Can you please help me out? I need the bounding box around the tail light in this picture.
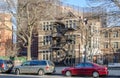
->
[1,64,4,68]
[46,66,49,70]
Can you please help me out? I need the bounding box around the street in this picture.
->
[0,67,120,78]
[0,73,119,78]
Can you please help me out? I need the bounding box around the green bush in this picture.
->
[0,56,27,62]
[0,56,9,60]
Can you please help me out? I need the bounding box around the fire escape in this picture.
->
[51,20,77,66]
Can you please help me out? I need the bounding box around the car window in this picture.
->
[85,63,93,67]
[48,61,54,66]
[30,61,38,66]
[22,61,30,66]
[76,63,85,67]
[0,60,3,64]
[37,61,47,65]
[31,60,47,65]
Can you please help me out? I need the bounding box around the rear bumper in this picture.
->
[45,69,56,74]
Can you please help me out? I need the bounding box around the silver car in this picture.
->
[13,60,55,75]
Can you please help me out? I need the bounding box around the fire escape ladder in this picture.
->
[51,20,76,66]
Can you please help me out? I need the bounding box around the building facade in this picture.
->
[0,13,12,56]
[38,14,102,65]
[100,26,120,63]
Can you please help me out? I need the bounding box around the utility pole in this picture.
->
[83,18,88,63]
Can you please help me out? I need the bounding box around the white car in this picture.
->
[108,63,120,67]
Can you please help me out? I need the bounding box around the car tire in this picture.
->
[92,71,99,78]
[65,71,71,77]
[38,69,44,76]
[15,69,20,75]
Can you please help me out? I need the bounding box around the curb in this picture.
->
[54,73,120,77]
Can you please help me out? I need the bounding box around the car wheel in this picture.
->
[15,69,20,75]
[93,71,99,78]
[65,71,71,77]
[38,69,44,76]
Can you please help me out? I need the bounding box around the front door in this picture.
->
[20,61,31,73]
[75,63,85,75]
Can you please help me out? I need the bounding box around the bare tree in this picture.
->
[86,0,120,26]
[86,0,120,7]
[5,0,61,60]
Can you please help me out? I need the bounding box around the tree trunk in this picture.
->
[27,38,32,60]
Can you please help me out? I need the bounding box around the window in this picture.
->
[43,36,52,45]
[76,63,85,68]
[67,35,76,44]
[30,61,38,66]
[48,61,54,66]
[46,25,49,30]
[113,31,118,38]
[42,22,52,31]
[36,61,47,65]
[43,25,45,31]
[104,42,108,48]
[49,25,53,30]
[65,20,77,29]
[43,54,45,60]
[85,63,93,67]
[22,61,30,66]
[104,31,108,38]
[113,42,118,48]
[42,51,50,60]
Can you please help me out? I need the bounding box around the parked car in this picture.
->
[0,59,14,73]
[13,60,55,75]
[108,63,120,68]
[62,62,108,77]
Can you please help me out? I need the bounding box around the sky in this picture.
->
[62,0,88,7]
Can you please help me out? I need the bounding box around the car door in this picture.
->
[83,63,94,76]
[20,61,31,73]
[29,61,38,73]
[75,63,85,75]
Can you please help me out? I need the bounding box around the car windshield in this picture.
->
[22,61,30,66]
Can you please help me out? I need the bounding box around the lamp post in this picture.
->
[83,18,88,63]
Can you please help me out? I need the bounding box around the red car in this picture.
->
[62,62,108,77]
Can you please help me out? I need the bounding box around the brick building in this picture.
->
[38,13,102,65]
[0,13,12,56]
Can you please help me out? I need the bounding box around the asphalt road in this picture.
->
[0,67,120,78]
[0,74,120,78]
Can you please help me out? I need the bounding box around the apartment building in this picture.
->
[100,26,120,63]
[38,13,102,65]
[17,0,106,65]
[0,13,12,56]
